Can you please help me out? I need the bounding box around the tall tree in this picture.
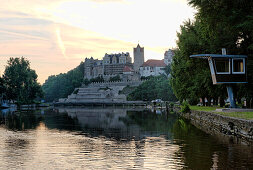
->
[171,20,227,104]
[3,57,43,104]
[187,0,253,106]
[42,62,84,102]
[0,76,5,97]
[128,75,177,101]
[171,0,253,106]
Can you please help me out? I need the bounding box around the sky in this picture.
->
[0,0,195,83]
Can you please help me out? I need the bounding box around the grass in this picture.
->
[215,112,253,120]
[190,105,253,120]
[190,106,219,112]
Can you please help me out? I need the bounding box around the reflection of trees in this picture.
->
[43,110,81,131]
[0,110,41,130]
[172,118,253,169]
[126,110,177,136]
[172,118,216,169]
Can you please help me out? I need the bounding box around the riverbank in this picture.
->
[174,107,253,145]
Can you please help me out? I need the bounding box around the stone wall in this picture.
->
[86,80,145,88]
[175,108,253,144]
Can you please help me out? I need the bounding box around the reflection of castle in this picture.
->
[83,44,174,80]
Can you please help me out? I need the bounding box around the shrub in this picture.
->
[169,102,174,108]
[181,100,190,113]
[73,89,79,94]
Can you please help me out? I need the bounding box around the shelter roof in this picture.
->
[190,54,247,59]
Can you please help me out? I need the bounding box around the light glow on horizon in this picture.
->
[0,0,195,83]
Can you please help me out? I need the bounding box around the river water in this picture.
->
[0,107,252,169]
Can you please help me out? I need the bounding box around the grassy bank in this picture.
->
[190,106,253,120]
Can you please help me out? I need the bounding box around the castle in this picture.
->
[83,44,174,81]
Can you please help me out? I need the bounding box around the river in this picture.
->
[0,107,252,169]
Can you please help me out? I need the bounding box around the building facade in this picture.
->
[164,49,174,65]
[139,59,166,77]
[84,53,133,80]
[84,57,104,80]
[103,53,132,76]
[133,44,144,72]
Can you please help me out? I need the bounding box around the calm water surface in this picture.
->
[0,107,253,169]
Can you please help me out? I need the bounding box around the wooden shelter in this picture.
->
[190,49,248,108]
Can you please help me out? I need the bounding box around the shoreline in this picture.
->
[174,107,253,145]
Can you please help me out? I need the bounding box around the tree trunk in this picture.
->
[202,97,205,106]
[220,97,225,107]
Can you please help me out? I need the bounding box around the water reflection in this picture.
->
[0,107,253,169]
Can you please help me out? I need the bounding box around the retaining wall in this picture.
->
[175,107,253,144]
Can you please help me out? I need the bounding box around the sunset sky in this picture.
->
[0,0,195,83]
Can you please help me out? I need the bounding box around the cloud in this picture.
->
[0,0,195,83]
[55,27,67,58]
[0,12,135,83]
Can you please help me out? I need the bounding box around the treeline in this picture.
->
[0,57,43,105]
[171,0,253,107]
[127,75,177,102]
[42,62,84,102]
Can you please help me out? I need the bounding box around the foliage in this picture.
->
[171,21,227,105]
[73,89,79,94]
[83,78,90,86]
[42,62,84,102]
[119,85,136,95]
[215,111,253,120]
[0,76,5,96]
[191,106,253,120]
[181,100,190,113]
[109,75,121,82]
[190,106,218,112]
[140,76,154,80]
[164,65,171,75]
[127,75,177,101]
[169,102,174,108]
[171,0,253,107]
[3,57,43,104]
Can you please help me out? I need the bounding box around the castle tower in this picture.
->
[164,49,174,65]
[133,44,144,72]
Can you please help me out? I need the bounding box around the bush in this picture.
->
[169,102,174,108]
[73,89,79,94]
[83,78,90,86]
[109,75,121,82]
[181,100,190,113]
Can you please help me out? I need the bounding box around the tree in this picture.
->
[127,75,177,101]
[42,62,84,102]
[3,57,43,104]
[170,0,253,106]
[0,76,5,95]
[164,65,171,75]
[109,75,121,82]
[186,0,253,107]
[171,20,227,105]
